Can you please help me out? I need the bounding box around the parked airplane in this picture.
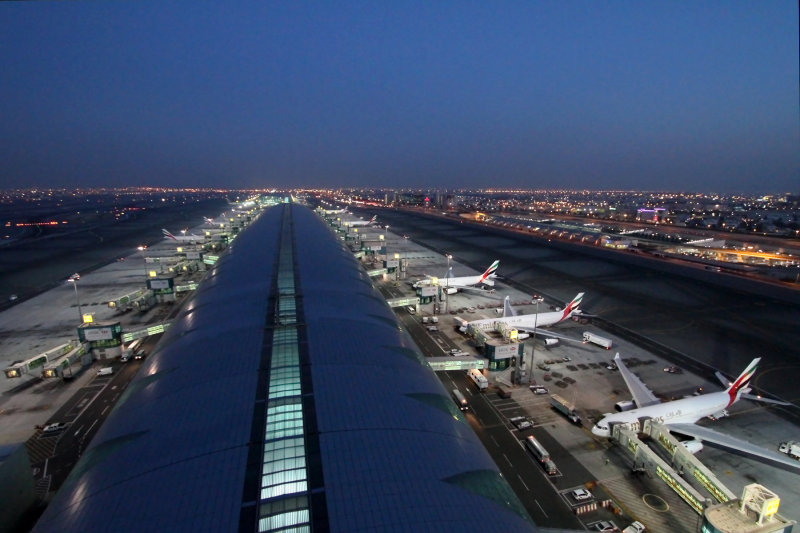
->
[321,207,349,215]
[345,215,377,227]
[162,229,202,242]
[459,293,584,336]
[414,260,500,291]
[592,354,799,472]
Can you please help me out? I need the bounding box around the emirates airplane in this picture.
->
[321,206,348,215]
[462,292,584,333]
[345,215,377,227]
[162,228,202,242]
[414,260,500,291]
[592,353,799,472]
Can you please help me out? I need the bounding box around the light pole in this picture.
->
[443,254,452,314]
[528,296,543,384]
[138,245,147,277]
[67,273,83,323]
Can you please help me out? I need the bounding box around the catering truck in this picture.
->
[550,394,581,424]
[583,331,612,349]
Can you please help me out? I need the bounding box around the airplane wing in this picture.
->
[614,352,661,408]
[669,423,800,474]
[739,393,792,406]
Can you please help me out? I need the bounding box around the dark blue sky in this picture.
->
[2,1,797,193]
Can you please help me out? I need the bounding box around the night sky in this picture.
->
[2,1,797,193]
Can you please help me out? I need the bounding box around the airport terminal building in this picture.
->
[33,203,537,532]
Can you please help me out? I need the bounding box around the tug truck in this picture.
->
[779,441,800,460]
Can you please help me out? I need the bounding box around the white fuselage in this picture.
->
[440,274,493,288]
[591,391,732,437]
[414,274,493,289]
[165,233,202,242]
[467,308,570,332]
[346,218,375,227]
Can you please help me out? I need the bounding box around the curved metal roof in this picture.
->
[34,203,536,533]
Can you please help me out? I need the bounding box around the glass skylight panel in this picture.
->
[270,344,298,364]
[258,510,310,532]
[258,212,311,532]
[265,422,303,441]
[261,481,308,500]
[259,495,307,517]
[262,467,306,488]
[263,437,304,460]
[268,412,302,425]
[270,353,299,368]
[267,402,302,417]
[263,457,306,472]
[272,328,297,344]
[270,367,300,381]
[268,389,299,401]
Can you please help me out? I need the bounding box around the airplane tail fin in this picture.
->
[162,229,177,240]
[479,260,500,282]
[725,358,760,406]
[559,292,584,322]
[369,215,377,223]
[503,296,517,317]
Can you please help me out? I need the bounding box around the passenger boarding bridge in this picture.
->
[4,342,85,379]
[612,421,794,528]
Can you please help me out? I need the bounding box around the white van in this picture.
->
[406,306,416,314]
[97,367,113,376]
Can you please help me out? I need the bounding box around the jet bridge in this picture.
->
[175,281,199,292]
[41,343,90,379]
[385,296,420,309]
[4,342,79,379]
[644,420,736,504]
[121,322,171,344]
[427,357,485,372]
[613,425,711,514]
[108,288,146,312]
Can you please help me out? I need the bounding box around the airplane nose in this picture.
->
[591,425,607,437]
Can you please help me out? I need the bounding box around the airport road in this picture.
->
[34,357,143,493]
[439,371,588,529]
[356,207,800,407]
